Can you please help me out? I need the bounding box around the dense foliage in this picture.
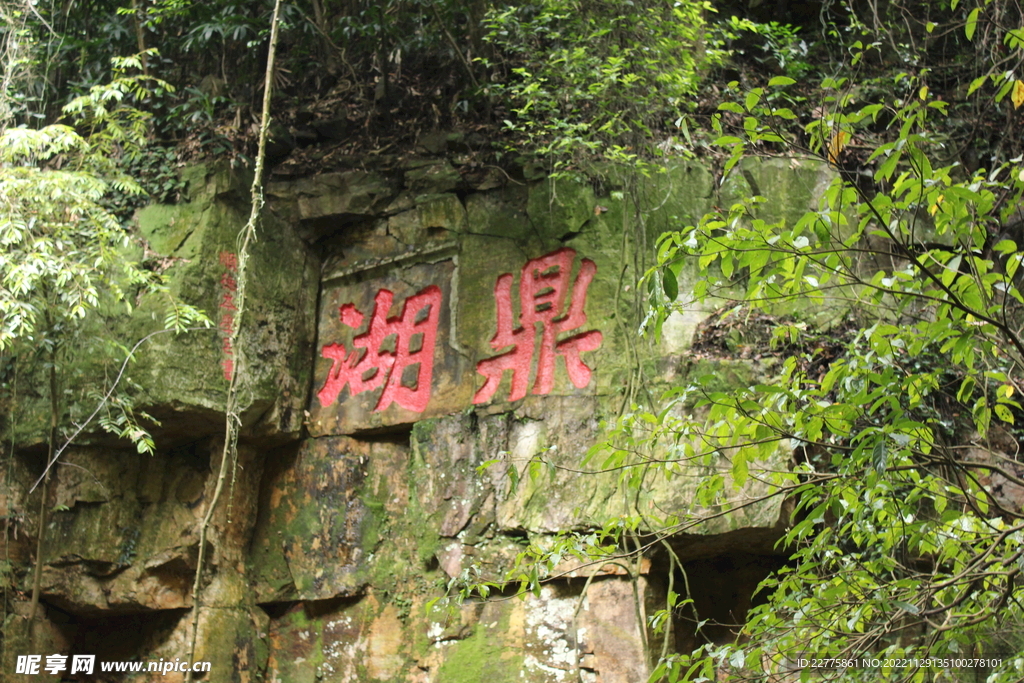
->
[2,0,721,166]
[482,0,714,171]
[648,75,1024,680]
[1,57,164,348]
[0,51,206,443]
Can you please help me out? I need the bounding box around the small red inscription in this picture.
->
[317,286,443,413]
[218,251,238,381]
[473,247,603,404]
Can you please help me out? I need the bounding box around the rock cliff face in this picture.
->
[0,153,833,682]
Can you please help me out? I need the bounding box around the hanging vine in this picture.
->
[183,0,283,675]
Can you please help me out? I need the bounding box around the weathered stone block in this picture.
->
[35,441,263,615]
[309,257,469,435]
[718,156,833,228]
[455,236,616,408]
[405,161,462,194]
[1,612,71,683]
[132,163,319,441]
[464,185,531,239]
[260,579,651,683]
[289,171,398,220]
[250,438,382,602]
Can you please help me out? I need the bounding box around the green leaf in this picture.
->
[965,7,981,40]
[967,75,988,95]
[678,116,693,145]
[894,601,920,614]
[973,397,991,437]
[994,239,1017,254]
[721,251,735,278]
[1005,28,1024,49]
[732,453,749,487]
[476,458,503,474]
[957,376,976,403]
[768,76,796,87]
[997,77,1014,103]
[724,148,744,173]
[744,90,762,112]
[663,267,678,301]
[872,439,888,474]
[941,255,962,287]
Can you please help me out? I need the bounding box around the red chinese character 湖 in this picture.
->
[473,247,602,404]
[318,286,443,413]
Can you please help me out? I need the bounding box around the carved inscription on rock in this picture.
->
[310,248,604,433]
[317,285,443,413]
[474,247,603,403]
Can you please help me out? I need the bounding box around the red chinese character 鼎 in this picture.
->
[473,248,602,404]
[219,251,238,270]
[317,286,443,413]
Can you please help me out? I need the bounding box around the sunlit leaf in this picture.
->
[965,7,981,40]
[826,129,849,165]
[1012,80,1024,109]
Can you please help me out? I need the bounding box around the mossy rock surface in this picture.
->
[3,156,851,681]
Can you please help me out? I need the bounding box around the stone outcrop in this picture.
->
[0,151,837,682]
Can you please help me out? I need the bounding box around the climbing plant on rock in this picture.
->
[183,0,283,676]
